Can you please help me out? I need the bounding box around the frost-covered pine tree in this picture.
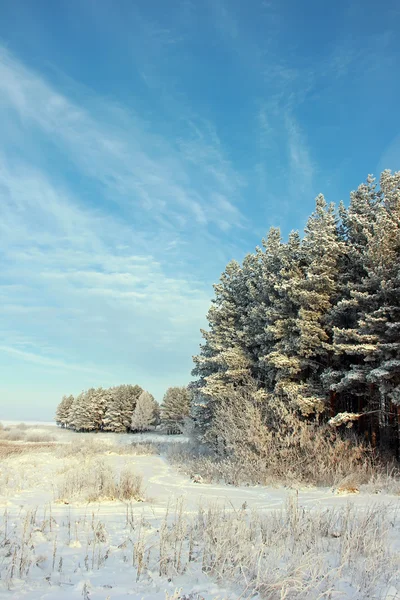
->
[261,198,342,417]
[161,386,191,433]
[191,260,253,434]
[290,195,343,415]
[66,393,84,430]
[131,391,159,431]
[261,230,304,409]
[103,384,143,432]
[88,387,108,431]
[345,171,400,450]
[55,394,74,427]
[242,228,285,390]
[70,389,97,431]
[328,175,382,414]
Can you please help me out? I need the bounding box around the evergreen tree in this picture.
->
[55,394,74,427]
[103,384,143,432]
[261,230,305,412]
[340,171,400,449]
[66,393,84,430]
[131,391,159,431]
[328,175,382,416]
[161,386,191,433]
[191,260,253,433]
[290,196,343,415]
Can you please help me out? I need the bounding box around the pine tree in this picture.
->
[66,393,84,430]
[68,389,96,431]
[161,386,191,433]
[191,260,253,433]
[55,394,74,427]
[89,387,108,431]
[261,230,305,412]
[131,391,159,431]
[242,228,286,390]
[290,196,343,415]
[347,171,400,450]
[328,175,382,416]
[103,384,143,432]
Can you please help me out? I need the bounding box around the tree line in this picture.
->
[191,170,400,458]
[55,385,191,434]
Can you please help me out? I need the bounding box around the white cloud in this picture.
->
[0,151,211,381]
[0,345,104,374]
[0,46,244,232]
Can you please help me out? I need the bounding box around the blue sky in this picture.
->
[0,0,399,420]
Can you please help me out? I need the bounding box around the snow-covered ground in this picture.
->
[0,423,399,599]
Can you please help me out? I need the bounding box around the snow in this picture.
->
[0,420,56,427]
[0,425,399,599]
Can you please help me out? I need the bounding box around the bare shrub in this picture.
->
[128,441,159,455]
[15,422,29,430]
[0,422,4,430]
[3,430,26,442]
[360,467,400,495]
[171,387,394,489]
[118,468,144,500]
[56,459,144,503]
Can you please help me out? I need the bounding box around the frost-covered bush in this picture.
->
[172,385,378,488]
[56,459,144,503]
[4,430,27,441]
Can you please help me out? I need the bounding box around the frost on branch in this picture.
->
[328,412,361,428]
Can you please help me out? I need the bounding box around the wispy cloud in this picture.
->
[0,345,104,374]
[0,44,249,392]
[284,114,314,196]
[0,46,244,233]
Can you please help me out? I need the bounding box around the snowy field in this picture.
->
[0,422,399,599]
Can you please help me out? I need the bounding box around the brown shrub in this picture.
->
[171,386,391,489]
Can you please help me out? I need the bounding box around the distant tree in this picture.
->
[89,387,108,431]
[131,391,159,432]
[66,393,83,430]
[55,394,74,427]
[75,388,98,431]
[103,384,143,432]
[161,387,191,433]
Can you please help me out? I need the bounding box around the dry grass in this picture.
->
[0,441,59,459]
[129,441,159,455]
[25,432,56,443]
[55,437,159,459]
[56,458,144,503]
[55,438,115,458]
[0,498,398,598]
